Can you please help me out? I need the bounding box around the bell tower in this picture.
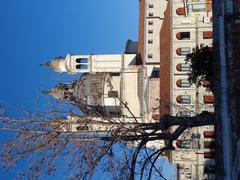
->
[43,53,137,74]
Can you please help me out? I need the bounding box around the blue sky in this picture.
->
[0,0,138,178]
[0,0,175,179]
[0,0,138,113]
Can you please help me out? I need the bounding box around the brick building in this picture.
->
[160,1,215,179]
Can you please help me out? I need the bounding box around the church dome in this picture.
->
[46,73,108,116]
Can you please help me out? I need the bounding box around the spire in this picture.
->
[40,62,51,67]
[42,90,51,94]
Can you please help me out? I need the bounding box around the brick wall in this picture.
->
[160,1,171,117]
[138,0,145,60]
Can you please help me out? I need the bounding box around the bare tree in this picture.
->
[0,101,214,180]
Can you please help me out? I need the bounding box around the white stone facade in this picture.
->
[144,0,167,64]
[168,1,215,179]
[48,53,137,74]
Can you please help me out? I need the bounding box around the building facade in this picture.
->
[44,49,161,124]
[160,0,215,179]
[43,0,220,179]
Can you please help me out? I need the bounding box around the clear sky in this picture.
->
[0,0,175,179]
[0,0,138,113]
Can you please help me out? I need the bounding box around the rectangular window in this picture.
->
[148,21,153,25]
[188,0,202,2]
[148,54,153,58]
[181,47,191,55]
[181,64,191,71]
[148,39,153,44]
[188,4,206,12]
[149,4,154,8]
[203,31,213,39]
[108,91,118,98]
[148,13,153,17]
[148,30,153,34]
[178,32,190,40]
[110,72,120,76]
[181,95,191,104]
[181,79,191,87]
[151,68,160,78]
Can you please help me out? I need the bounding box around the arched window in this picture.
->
[76,64,88,69]
[176,32,190,40]
[176,79,191,87]
[176,63,191,72]
[176,47,190,56]
[176,95,191,104]
[152,114,160,121]
[176,140,191,149]
[76,58,88,63]
[176,7,185,15]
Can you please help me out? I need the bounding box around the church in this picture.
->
[42,0,216,179]
[43,40,160,124]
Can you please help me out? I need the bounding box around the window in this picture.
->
[148,39,153,44]
[149,13,153,17]
[176,95,191,104]
[151,68,160,78]
[188,0,202,2]
[110,72,120,76]
[108,91,118,98]
[204,152,215,159]
[176,47,191,55]
[148,21,153,25]
[203,31,213,39]
[148,54,153,58]
[149,4,154,8]
[176,7,185,15]
[76,64,88,69]
[176,79,191,87]
[176,63,191,72]
[204,131,215,138]
[176,140,191,149]
[109,111,121,117]
[148,30,153,34]
[181,47,191,55]
[176,111,191,117]
[176,32,190,40]
[204,141,215,148]
[76,58,88,63]
[76,126,89,131]
[188,4,206,12]
[203,95,214,104]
